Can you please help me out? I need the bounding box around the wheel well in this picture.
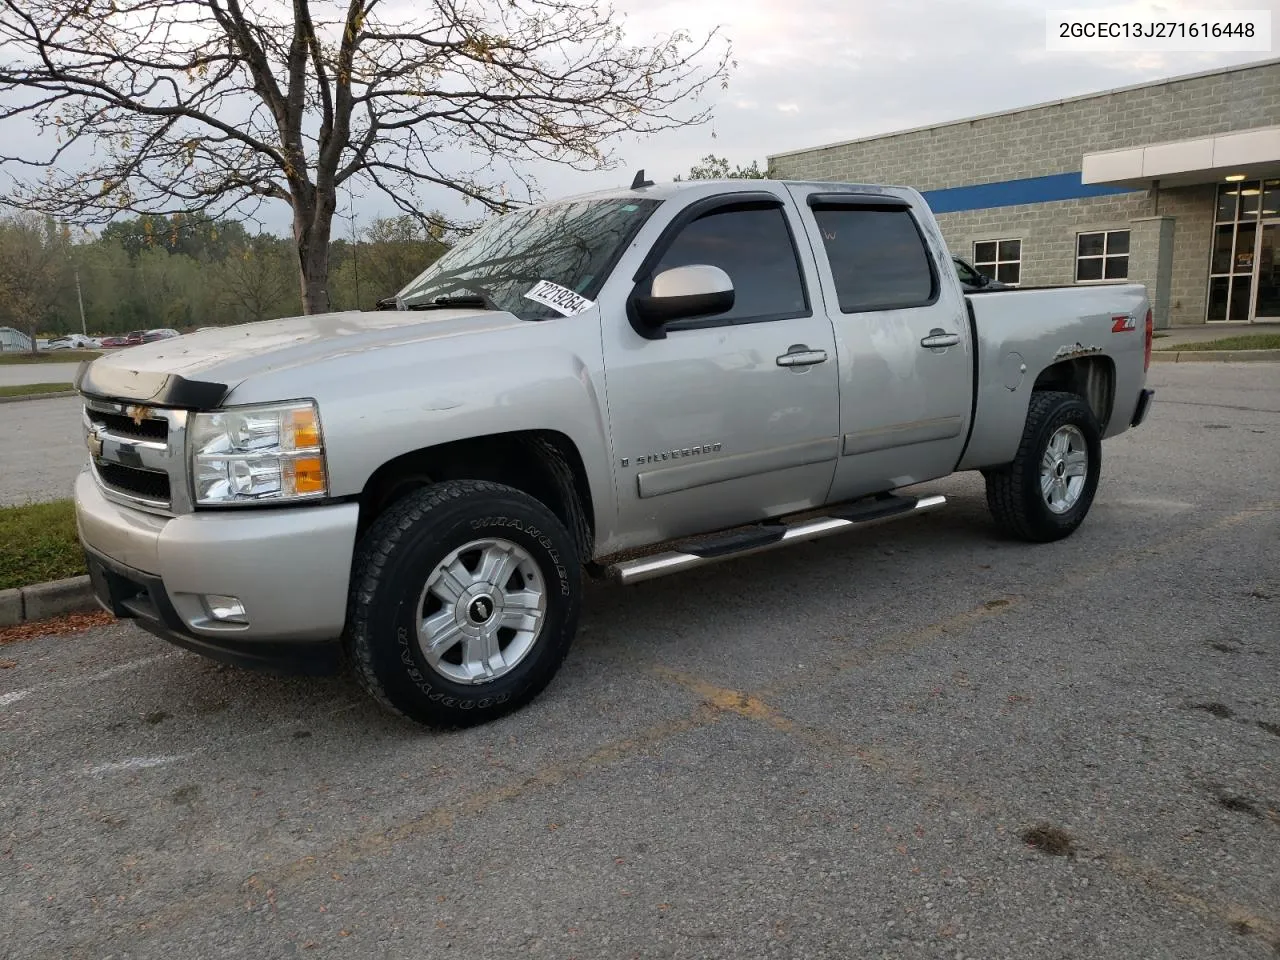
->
[1032,357,1115,431]
[356,431,595,557]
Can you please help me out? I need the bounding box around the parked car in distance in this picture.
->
[143,328,181,342]
[953,255,1010,293]
[47,334,101,350]
[100,336,130,348]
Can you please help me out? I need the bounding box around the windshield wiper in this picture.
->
[405,294,492,311]
[375,293,494,311]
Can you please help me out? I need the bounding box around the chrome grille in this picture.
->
[83,398,191,514]
[86,408,168,442]
[94,461,172,502]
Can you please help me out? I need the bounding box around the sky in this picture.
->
[577,0,1278,188]
[1,0,1276,235]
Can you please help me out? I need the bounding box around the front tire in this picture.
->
[346,480,580,727]
[985,391,1102,543]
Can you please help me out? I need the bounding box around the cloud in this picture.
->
[2,0,1275,232]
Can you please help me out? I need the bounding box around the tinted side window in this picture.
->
[813,207,937,312]
[651,206,808,323]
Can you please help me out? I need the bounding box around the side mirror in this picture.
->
[634,265,734,327]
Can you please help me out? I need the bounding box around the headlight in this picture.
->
[190,401,328,505]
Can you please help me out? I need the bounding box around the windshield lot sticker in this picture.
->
[524,280,595,317]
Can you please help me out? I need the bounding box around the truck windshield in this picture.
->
[396,197,661,320]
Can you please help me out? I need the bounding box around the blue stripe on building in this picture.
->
[921,172,1141,214]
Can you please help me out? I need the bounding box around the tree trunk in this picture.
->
[293,194,335,315]
[300,245,330,315]
[28,322,38,355]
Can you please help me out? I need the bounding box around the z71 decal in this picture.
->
[1112,315,1138,332]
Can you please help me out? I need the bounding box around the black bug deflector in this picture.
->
[75,359,229,410]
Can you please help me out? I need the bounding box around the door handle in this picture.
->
[920,329,961,349]
[776,346,828,367]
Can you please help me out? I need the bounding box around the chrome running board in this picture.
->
[607,494,947,585]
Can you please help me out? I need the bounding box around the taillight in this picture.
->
[1143,308,1153,372]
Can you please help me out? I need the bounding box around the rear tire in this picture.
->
[985,391,1102,543]
[345,479,580,728]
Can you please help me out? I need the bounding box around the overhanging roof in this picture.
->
[1082,126,1280,188]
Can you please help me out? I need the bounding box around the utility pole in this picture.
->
[349,195,361,309]
[75,267,87,336]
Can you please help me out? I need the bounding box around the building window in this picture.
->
[1075,230,1129,282]
[973,239,1020,285]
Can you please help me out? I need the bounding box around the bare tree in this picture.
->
[0,0,729,313]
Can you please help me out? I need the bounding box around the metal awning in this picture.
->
[1081,125,1280,188]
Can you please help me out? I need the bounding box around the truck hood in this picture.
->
[76,308,525,407]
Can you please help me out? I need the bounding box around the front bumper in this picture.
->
[75,470,359,674]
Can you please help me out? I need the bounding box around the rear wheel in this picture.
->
[985,391,1102,543]
[346,479,580,727]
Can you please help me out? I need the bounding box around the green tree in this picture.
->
[0,0,729,315]
[675,155,767,181]
[216,235,301,325]
[0,213,69,350]
[76,239,144,335]
[362,216,449,306]
[102,215,252,263]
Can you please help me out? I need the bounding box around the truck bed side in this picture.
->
[958,283,1150,471]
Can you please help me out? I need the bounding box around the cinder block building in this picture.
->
[769,58,1280,328]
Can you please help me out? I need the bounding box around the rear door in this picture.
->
[785,187,974,502]
[600,190,841,549]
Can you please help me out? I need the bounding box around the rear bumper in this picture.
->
[1131,388,1155,428]
[74,470,358,674]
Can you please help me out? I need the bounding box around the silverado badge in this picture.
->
[621,442,723,468]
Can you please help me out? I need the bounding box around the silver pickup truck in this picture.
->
[73,178,1155,727]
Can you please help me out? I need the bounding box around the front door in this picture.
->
[600,193,840,551]
[784,186,974,503]
[1253,222,1280,322]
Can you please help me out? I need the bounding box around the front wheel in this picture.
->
[985,391,1102,543]
[345,479,581,727]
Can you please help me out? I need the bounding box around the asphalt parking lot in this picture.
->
[0,395,84,507]
[1,363,1277,959]
[0,361,84,388]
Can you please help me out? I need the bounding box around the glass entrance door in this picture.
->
[1254,222,1280,322]
[1210,179,1279,323]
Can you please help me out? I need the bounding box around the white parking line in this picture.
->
[83,702,365,777]
[89,754,196,776]
[0,652,181,711]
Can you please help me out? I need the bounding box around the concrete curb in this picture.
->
[1151,349,1280,363]
[0,390,78,404]
[0,576,97,626]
